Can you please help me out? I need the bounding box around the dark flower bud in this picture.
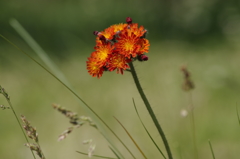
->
[126,17,132,24]
[93,31,99,36]
[138,54,148,61]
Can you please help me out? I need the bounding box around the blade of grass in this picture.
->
[109,146,121,159]
[76,151,117,159]
[0,33,131,159]
[208,140,215,159]
[114,116,146,159]
[132,98,166,159]
[236,104,240,126]
[9,19,70,87]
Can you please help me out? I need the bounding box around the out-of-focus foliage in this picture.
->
[1,0,240,57]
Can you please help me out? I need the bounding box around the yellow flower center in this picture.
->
[98,48,109,60]
[123,40,134,51]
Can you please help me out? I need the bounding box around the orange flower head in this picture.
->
[107,53,130,74]
[86,56,104,78]
[87,17,150,78]
[94,42,113,66]
[115,29,141,58]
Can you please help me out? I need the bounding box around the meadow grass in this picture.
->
[1,39,240,159]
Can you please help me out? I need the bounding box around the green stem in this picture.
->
[129,62,173,159]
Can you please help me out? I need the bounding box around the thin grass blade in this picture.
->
[10,18,70,87]
[109,146,121,159]
[208,140,215,159]
[236,104,240,126]
[132,98,166,159]
[114,116,146,159]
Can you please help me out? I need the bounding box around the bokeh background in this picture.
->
[1,0,240,159]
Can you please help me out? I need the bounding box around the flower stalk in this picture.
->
[86,17,172,158]
[129,62,173,159]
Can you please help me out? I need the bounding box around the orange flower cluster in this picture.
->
[87,17,150,78]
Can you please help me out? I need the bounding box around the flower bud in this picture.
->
[126,17,132,24]
[93,31,99,36]
[138,54,148,61]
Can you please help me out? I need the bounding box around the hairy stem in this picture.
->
[129,62,173,159]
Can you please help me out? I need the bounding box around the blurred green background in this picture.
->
[1,0,240,159]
